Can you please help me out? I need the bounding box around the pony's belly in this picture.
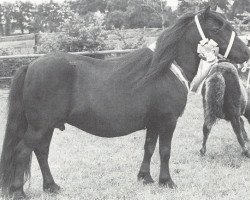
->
[67,112,146,137]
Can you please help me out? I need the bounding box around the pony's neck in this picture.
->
[175,39,200,83]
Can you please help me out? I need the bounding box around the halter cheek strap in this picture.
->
[194,15,206,41]
[194,15,236,59]
[224,31,236,58]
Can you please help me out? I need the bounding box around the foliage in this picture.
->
[177,0,250,23]
[35,2,66,33]
[104,10,127,29]
[11,1,34,34]
[0,0,249,37]
[103,0,175,29]
[0,57,34,78]
[112,29,146,49]
[37,13,106,53]
[0,47,19,56]
[1,3,14,36]
[69,0,107,15]
[106,0,128,12]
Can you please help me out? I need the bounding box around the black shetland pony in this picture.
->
[0,7,249,199]
[200,62,250,157]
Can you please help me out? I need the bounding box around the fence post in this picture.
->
[33,33,39,53]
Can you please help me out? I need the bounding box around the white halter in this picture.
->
[194,15,236,59]
[190,15,237,93]
[147,14,237,93]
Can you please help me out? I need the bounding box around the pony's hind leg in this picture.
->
[200,122,213,156]
[34,128,60,193]
[138,129,158,184]
[231,116,250,157]
[240,117,249,142]
[10,125,56,198]
[9,140,32,199]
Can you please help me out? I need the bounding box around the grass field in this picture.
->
[0,89,249,200]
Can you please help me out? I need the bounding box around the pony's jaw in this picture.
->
[228,48,250,64]
[219,36,250,64]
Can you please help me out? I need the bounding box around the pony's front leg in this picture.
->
[158,117,177,188]
[138,129,158,184]
[240,117,249,142]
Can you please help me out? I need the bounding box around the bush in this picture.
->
[104,10,127,29]
[0,57,35,85]
[37,13,107,53]
[0,58,34,77]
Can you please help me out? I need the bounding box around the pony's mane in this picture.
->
[108,10,232,89]
[107,48,154,85]
[137,12,197,86]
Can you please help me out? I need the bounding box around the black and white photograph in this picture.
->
[0,0,250,199]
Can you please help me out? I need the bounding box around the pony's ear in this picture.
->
[203,6,210,19]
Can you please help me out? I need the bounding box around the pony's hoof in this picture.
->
[159,178,177,189]
[137,171,154,184]
[9,187,27,200]
[200,148,206,156]
[242,150,250,158]
[44,182,61,194]
[12,191,27,200]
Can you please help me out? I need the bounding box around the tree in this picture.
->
[12,1,33,34]
[105,10,127,29]
[2,3,14,36]
[229,0,250,20]
[104,0,175,29]
[106,0,128,12]
[36,2,65,32]
[69,0,107,15]
[125,0,162,28]
[0,5,4,35]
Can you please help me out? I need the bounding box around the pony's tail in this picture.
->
[0,66,31,194]
[203,73,225,127]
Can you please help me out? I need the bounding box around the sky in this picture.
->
[0,0,179,10]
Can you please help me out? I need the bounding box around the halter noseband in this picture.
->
[194,15,236,59]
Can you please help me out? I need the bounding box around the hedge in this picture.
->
[0,53,107,85]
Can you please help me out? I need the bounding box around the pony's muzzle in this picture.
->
[243,48,250,61]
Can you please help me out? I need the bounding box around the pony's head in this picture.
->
[190,7,250,64]
[139,7,250,87]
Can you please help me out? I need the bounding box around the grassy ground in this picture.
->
[0,89,249,200]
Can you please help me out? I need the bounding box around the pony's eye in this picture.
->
[211,28,220,34]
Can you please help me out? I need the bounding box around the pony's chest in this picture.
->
[151,75,188,116]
